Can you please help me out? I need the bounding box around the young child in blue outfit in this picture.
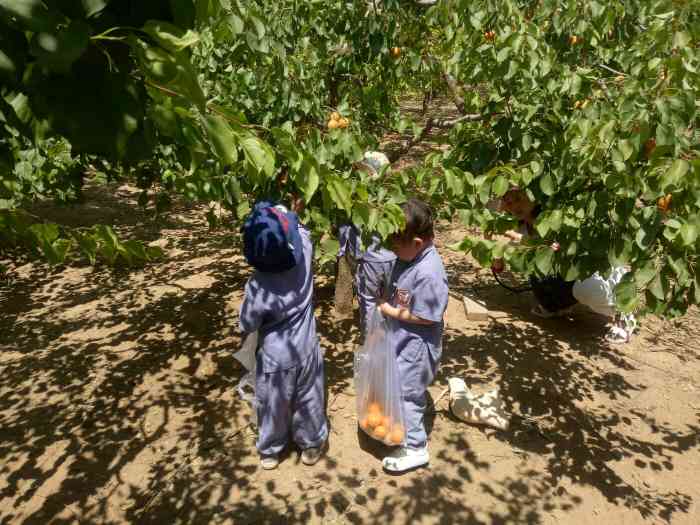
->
[377,198,449,472]
[239,201,328,470]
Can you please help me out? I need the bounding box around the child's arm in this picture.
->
[239,279,266,334]
[377,300,435,326]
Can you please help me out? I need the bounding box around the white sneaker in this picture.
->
[260,454,279,470]
[382,446,429,473]
[301,440,328,466]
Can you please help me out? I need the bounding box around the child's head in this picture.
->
[390,198,434,262]
[243,201,303,273]
[499,187,536,221]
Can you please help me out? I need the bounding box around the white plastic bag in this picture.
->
[233,331,258,426]
[449,377,509,431]
[356,308,406,446]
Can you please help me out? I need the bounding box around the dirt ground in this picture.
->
[2,97,700,524]
[1,182,699,525]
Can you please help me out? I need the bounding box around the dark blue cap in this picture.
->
[243,201,303,273]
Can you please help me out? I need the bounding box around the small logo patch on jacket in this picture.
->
[395,289,411,308]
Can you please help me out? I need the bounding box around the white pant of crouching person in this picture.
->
[571,267,637,344]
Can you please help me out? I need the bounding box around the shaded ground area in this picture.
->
[1,184,699,524]
[1,97,699,524]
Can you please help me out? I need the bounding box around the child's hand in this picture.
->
[290,195,305,215]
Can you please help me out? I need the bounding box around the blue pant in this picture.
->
[397,342,441,449]
[255,344,328,456]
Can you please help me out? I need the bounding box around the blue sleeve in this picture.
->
[239,278,266,334]
[410,273,449,323]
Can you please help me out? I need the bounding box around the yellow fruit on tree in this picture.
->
[390,47,401,58]
[328,119,339,130]
[338,117,349,128]
[331,112,341,121]
[657,194,672,213]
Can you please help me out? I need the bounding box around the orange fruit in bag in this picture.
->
[367,412,382,428]
[368,402,381,414]
[389,425,404,445]
[381,416,391,428]
[374,425,388,439]
[359,417,369,430]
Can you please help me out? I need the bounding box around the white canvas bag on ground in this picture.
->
[448,377,509,431]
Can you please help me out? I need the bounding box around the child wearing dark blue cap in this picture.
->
[240,201,328,470]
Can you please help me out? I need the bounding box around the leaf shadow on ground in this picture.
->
[0,194,698,524]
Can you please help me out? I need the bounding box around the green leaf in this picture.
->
[635,227,655,249]
[29,223,59,244]
[236,201,251,220]
[352,203,371,229]
[634,262,657,288]
[492,175,508,197]
[618,139,634,161]
[534,215,550,237]
[203,114,238,166]
[82,0,109,17]
[539,173,555,196]
[648,272,666,300]
[77,233,98,264]
[679,222,698,246]
[471,239,494,267]
[444,169,464,197]
[325,175,352,212]
[319,237,339,259]
[614,273,638,313]
[564,262,581,281]
[227,14,244,35]
[298,158,320,202]
[143,20,200,53]
[609,237,633,266]
[534,246,554,275]
[660,159,689,191]
[241,136,275,178]
[667,256,690,286]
